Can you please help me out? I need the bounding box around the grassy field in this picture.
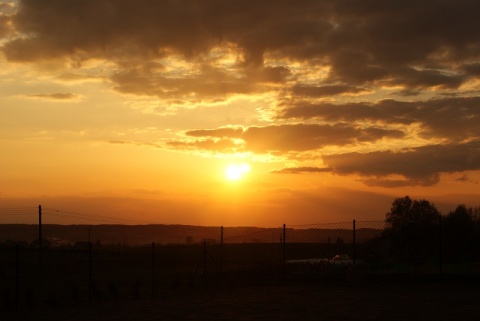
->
[2,281,480,321]
[1,242,479,318]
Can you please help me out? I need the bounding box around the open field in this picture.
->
[2,222,479,320]
[3,281,480,321]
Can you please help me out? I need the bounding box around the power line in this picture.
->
[0,207,37,211]
[42,208,153,225]
[0,207,38,216]
[0,206,154,224]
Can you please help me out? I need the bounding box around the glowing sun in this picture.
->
[225,163,250,180]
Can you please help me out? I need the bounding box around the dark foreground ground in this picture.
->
[4,280,480,321]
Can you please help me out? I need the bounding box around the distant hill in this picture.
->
[0,224,383,246]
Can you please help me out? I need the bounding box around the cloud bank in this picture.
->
[2,0,480,187]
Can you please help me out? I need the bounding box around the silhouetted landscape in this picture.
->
[3,0,480,318]
[1,196,480,319]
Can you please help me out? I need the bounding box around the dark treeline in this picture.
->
[0,224,250,247]
[0,224,374,248]
[382,195,480,264]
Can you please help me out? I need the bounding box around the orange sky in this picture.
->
[1,0,480,226]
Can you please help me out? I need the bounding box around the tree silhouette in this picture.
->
[386,196,440,231]
[443,204,479,263]
[384,196,440,265]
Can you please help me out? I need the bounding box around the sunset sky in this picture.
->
[1,0,479,226]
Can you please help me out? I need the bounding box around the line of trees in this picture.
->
[383,196,480,264]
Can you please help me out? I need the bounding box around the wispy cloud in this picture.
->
[24,93,85,102]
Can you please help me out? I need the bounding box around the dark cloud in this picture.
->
[462,63,480,77]
[0,15,10,38]
[109,65,290,100]
[175,123,404,153]
[279,96,480,141]
[25,93,83,101]
[5,0,216,61]
[279,100,414,124]
[166,138,240,153]
[270,167,331,174]
[0,2,14,38]
[383,66,466,89]
[291,84,370,97]
[186,126,244,139]
[249,66,291,84]
[110,65,262,99]
[242,124,403,152]
[323,1,480,81]
[2,0,479,98]
[454,174,477,184]
[393,89,422,97]
[360,175,441,188]
[322,140,480,187]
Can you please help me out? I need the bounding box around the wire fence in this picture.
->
[1,206,479,312]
